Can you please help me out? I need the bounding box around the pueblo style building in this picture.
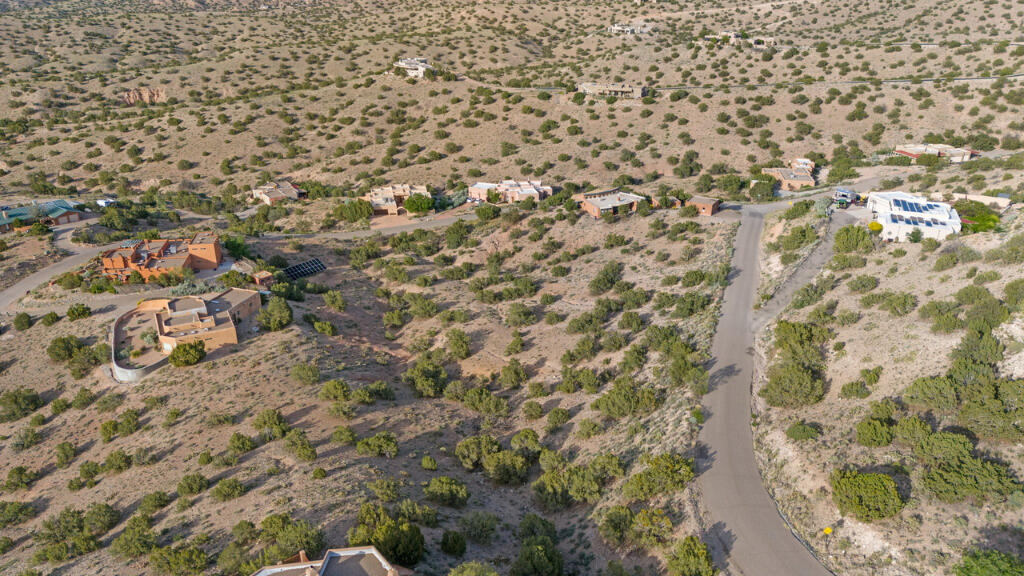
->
[100,233,223,283]
[152,288,261,354]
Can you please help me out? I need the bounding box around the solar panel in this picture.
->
[282,258,326,281]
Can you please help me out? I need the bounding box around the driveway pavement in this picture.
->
[698,202,853,576]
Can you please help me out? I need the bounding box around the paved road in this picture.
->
[0,224,121,313]
[698,201,854,576]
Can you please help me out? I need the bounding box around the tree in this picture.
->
[168,341,206,367]
[13,312,32,331]
[324,290,347,311]
[423,476,469,507]
[829,469,903,521]
[0,388,43,422]
[253,295,291,330]
[447,329,471,359]
[177,473,209,497]
[449,562,499,576]
[404,194,434,213]
[66,303,92,320]
[149,544,209,576]
[954,549,1024,576]
[441,530,467,557]
[666,535,717,576]
[112,514,157,558]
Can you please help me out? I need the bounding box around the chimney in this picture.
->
[298,550,309,562]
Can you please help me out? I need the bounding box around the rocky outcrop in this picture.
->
[119,87,167,106]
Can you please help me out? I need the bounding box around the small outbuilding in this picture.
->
[685,195,721,216]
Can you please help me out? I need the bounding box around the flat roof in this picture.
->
[583,191,646,210]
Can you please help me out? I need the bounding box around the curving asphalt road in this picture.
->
[699,200,856,576]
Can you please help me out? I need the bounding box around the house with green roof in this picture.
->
[0,199,84,233]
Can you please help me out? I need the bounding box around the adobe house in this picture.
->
[685,195,722,216]
[365,184,428,215]
[573,189,646,218]
[468,180,552,204]
[153,288,261,354]
[247,546,412,576]
[100,232,223,282]
[763,159,816,191]
[251,181,306,206]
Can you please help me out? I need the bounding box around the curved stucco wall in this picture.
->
[110,302,168,384]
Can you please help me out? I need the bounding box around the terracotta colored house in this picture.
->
[252,270,276,287]
[154,288,261,354]
[248,546,412,576]
[100,232,223,283]
[573,189,646,218]
[685,195,722,215]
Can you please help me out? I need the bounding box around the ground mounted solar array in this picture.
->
[281,258,326,281]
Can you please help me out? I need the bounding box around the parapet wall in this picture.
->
[109,302,168,385]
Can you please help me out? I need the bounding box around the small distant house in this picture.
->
[468,181,552,204]
[365,184,428,215]
[893,144,977,164]
[867,191,961,242]
[251,181,306,206]
[247,546,411,576]
[251,270,276,287]
[685,195,722,216]
[574,189,646,219]
[609,23,653,34]
[763,158,816,191]
[0,200,84,233]
[577,83,647,99]
[394,58,433,79]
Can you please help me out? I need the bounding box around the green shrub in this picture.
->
[211,478,248,501]
[13,312,32,331]
[855,418,894,447]
[424,477,470,507]
[0,501,36,529]
[168,341,206,367]
[622,453,695,501]
[66,303,92,320]
[954,548,1024,576]
[112,514,157,558]
[785,421,821,441]
[666,535,717,576]
[149,544,209,576]
[177,473,209,497]
[356,431,399,458]
[830,469,903,521]
[0,388,43,422]
[441,530,467,556]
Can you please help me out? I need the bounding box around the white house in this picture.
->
[393,58,433,79]
[867,191,961,242]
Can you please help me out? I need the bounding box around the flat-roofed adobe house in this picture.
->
[763,158,816,191]
[154,288,261,354]
[365,184,428,215]
[577,83,647,99]
[0,199,85,233]
[100,232,223,283]
[251,181,307,206]
[893,144,976,164]
[468,180,552,204]
[685,195,722,215]
[573,189,647,218]
[247,546,412,576]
